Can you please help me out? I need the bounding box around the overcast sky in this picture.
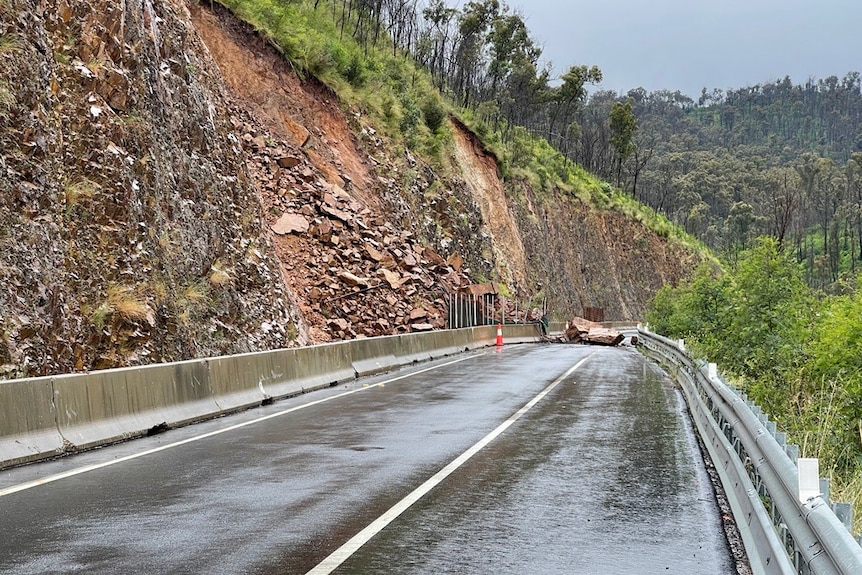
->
[513,0,862,99]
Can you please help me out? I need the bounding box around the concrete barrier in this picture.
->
[446,327,472,357]
[470,325,497,349]
[53,360,220,452]
[428,329,463,358]
[263,343,354,399]
[394,332,434,365]
[602,321,639,330]
[0,377,64,468]
[502,323,544,344]
[349,335,401,377]
[548,321,566,335]
[1,324,551,469]
[207,352,272,412]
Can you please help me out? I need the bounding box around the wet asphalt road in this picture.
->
[0,344,734,574]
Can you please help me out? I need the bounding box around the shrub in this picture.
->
[421,96,446,133]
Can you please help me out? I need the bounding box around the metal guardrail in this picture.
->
[638,326,862,575]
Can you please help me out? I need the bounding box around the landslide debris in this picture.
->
[563,317,624,346]
[191,3,485,343]
[236,105,472,340]
[0,0,703,380]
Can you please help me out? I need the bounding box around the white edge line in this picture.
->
[305,353,594,575]
[0,355,477,498]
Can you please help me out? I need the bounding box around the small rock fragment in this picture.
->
[276,155,302,169]
[271,213,310,235]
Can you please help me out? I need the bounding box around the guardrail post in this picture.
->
[820,478,831,506]
[786,444,799,462]
[766,420,777,436]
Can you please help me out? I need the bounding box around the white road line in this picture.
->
[0,355,477,498]
[305,353,594,575]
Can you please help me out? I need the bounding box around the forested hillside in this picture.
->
[627,76,862,529]
[213,0,706,319]
[574,75,862,289]
[269,0,862,291]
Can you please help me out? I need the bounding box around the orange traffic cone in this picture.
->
[496,323,504,347]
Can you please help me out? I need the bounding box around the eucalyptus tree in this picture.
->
[847,153,862,266]
[546,65,602,150]
[419,0,457,88]
[486,11,546,131]
[452,0,499,107]
[609,99,636,188]
[382,0,421,56]
[764,167,800,250]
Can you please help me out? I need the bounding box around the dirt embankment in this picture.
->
[447,123,693,321]
[513,188,697,320]
[189,5,376,209]
[450,120,529,291]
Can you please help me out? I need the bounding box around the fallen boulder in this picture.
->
[565,316,624,346]
[584,327,625,346]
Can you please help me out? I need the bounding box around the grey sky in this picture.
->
[514,0,862,99]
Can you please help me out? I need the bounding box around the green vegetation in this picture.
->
[635,74,862,526]
[218,0,446,162]
[215,0,861,530]
[646,237,862,530]
[577,77,862,290]
[0,32,22,54]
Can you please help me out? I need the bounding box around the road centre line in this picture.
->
[0,355,477,498]
[305,353,594,575]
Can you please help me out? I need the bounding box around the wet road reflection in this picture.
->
[336,348,733,575]
[0,345,733,574]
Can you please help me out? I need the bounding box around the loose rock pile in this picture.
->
[235,111,473,342]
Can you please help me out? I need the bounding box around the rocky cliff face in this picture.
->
[0,0,293,378]
[448,123,696,320]
[0,0,695,379]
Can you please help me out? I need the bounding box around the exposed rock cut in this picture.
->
[0,0,296,377]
